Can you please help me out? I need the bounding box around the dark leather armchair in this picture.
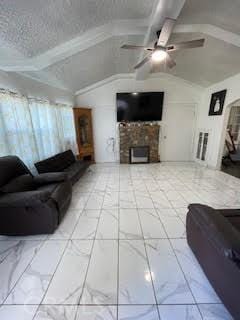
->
[0,156,72,236]
[187,204,240,320]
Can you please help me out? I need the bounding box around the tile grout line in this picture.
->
[72,169,98,320]
[2,184,92,318]
[39,240,69,304]
[157,213,204,320]
[73,167,101,320]
[117,208,120,320]
[76,190,103,308]
[0,302,225,306]
[39,191,91,306]
[116,172,120,320]
[35,189,93,320]
[1,164,232,319]
[31,238,69,319]
[168,240,204,320]
[2,239,46,306]
[135,205,161,320]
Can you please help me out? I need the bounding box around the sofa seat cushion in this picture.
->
[188,204,240,262]
[63,161,89,183]
[218,209,240,233]
[0,190,51,207]
[37,183,59,194]
[1,174,36,193]
[34,172,68,186]
[219,209,240,217]
[37,181,71,211]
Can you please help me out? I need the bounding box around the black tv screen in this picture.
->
[117,92,164,122]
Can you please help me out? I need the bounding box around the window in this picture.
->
[196,131,209,162]
[0,91,77,171]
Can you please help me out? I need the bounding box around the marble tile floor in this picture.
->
[0,162,237,320]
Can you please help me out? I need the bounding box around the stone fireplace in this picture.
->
[119,123,160,164]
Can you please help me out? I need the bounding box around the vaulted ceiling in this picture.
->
[1,0,240,92]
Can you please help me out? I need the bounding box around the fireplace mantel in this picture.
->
[119,122,160,164]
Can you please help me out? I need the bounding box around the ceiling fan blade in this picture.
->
[165,53,176,69]
[134,55,151,69]
[121,44,145,50]
[157,18,176,47]
[167,39,205,51]
[121,44,154,51]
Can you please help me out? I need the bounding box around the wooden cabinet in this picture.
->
[73,107,95,162]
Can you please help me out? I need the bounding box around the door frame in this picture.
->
[216,99,240,169]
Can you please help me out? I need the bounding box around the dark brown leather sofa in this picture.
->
[35,150,90,185]
[187,204,240,320]
[0,156,72,236]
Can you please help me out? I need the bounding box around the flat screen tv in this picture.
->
[117,92,164,122]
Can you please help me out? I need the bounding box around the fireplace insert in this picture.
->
[129,146,150,164]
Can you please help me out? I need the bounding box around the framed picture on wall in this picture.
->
[208,89,227,116]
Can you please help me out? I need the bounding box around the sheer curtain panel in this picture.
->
[0,91,77,170]
[0,92,39,169]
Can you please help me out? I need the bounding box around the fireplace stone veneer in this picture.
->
[119,123,160,164]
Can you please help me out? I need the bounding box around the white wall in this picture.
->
[2,68,240,168]
[76,74,202,163]
[195,73,240,169]
[0,70,74,104]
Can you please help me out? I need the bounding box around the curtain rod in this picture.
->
[28,97,48,103]
[0,88,23,96]
[0,88,72,107]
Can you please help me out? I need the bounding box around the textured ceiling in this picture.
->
[178,0,240,35]
[31,32,240,91]
[0,0,155,57]
[166,33,240,87]
[1,0,240,92]
[27,35,143,92]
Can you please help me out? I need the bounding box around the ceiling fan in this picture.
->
[121,18,205,70]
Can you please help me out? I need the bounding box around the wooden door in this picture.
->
[73,107,94,162]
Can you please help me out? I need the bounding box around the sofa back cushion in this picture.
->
[218,209,240,233]
[0,156,31,188]
[0,174,36,193]
[188,204,240,263]
[35,150,76,173]
[227,216,240,233]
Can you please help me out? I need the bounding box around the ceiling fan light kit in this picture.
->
[151,48,167,62]
[121,18,205,71]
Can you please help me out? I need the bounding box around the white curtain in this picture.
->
[29,100,77,159]
[55,104,78,154]
[0,91,77,171]
[0,92,39,169]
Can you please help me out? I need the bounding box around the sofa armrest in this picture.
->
[0,190,51,207]
[188,204,240,262]
[33,172,68,185]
